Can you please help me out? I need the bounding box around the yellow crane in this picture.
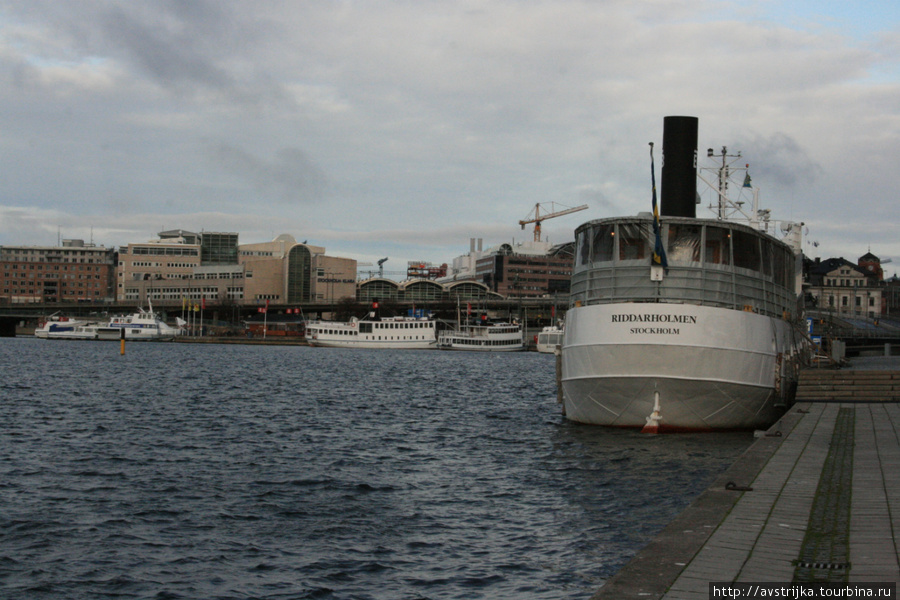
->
[519,202,589,242]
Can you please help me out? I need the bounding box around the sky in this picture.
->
[0,0,898,277]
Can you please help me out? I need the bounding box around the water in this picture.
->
[0,338,753,599]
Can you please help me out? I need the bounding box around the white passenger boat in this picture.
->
[306,309,437,349]
[559,116,811,432]
[536,325,564,353]
[35,315,93,339]
[437,321,524,352]
[48,324,100,340]
[98,303,185,341]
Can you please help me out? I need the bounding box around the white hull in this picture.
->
[561,303,805,431]
[438,341,523,352]
[309,338,436,349]
[97,325,179,341]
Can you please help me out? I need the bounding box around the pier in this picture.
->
[592,357,900,599]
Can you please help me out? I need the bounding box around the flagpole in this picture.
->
[649,142,668,274]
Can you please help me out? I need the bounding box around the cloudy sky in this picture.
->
[0,0,898,276]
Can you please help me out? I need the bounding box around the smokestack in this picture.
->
[477,238,482,252]
[470,238,475,253]
[661,116,698,218]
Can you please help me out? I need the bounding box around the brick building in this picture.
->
[0,239,116,304]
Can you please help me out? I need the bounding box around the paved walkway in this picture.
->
[592,361,900,599]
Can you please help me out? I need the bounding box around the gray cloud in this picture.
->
[0,1,898,267]
[734,132,823,188]
[206,143,328,204]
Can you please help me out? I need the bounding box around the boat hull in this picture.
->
[437,341,523,352]
[560,303,804,431]
[308,339,436,349]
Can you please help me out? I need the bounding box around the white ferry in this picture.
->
[306,310,437,349]
[34,315,92,339]
[536,325,563,353]
[98,303,185,341]
[559,116,810,432]
[437,321,524,352]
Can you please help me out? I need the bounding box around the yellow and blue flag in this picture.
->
[650,143,668,270]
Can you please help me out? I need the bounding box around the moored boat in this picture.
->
[559,116,811,432]
[536,324,563,353]
[35,315,93,339]
[437,320,524,352]
[306,308,437,349]
[98,303,185,341]
[48,324,100,340]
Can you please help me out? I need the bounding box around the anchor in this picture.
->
[641,390,662,434]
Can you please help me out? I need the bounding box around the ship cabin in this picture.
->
[569,216,802,320]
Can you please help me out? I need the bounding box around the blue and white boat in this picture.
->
[98,303,185,341]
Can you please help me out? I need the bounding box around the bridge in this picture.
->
[0,296,568,337]
[808,310,900,358]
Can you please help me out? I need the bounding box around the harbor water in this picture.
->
[1,338,753,599]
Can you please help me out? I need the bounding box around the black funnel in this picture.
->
[660,116,698,218]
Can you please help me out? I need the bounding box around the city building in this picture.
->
[805,254,884,319]
[0,239,116,304]
[117,233,204,303]
[239,234,356,306]
[118,231,356,309]
[441,237,575,298]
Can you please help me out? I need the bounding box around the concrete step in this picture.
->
[796,369,900,402]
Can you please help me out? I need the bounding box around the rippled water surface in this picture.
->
[1,338,753,599]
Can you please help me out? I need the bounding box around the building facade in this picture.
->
[806,255,884,319]
[117,231,357,309]
[117,234,203,303]
[444,238,575,299]
[0,240,116,304]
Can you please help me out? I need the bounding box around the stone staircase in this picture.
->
[796,369,900,402]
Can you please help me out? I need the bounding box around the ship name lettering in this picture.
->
[611,314,697,324]
[630,327,680,335]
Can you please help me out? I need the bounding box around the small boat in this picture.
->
[48,324,100,340]
[98,303,185,341]
[437,320,524,352]
[306,307,437,349]
[35,314,93,339]
[536,324,564,353]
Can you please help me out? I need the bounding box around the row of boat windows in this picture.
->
[575,221,794,289]
[312,329,431,340]
[358,322,432,333]
[443,338,520,346]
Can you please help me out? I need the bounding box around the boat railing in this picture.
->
[570,262,798,319]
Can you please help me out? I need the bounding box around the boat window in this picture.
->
[732,229,761,272]
[705,226,731,265]
[575,228,591,267]
[761,237,774,278]
[775,246,791,289]
[590,224,615,263]
[617,223,647,261]
[666,224,702,263]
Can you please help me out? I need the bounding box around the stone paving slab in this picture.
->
[591,397,900,599]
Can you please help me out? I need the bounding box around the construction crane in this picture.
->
[519,202,589,242]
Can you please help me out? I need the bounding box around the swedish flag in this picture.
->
[650,143,668,270]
